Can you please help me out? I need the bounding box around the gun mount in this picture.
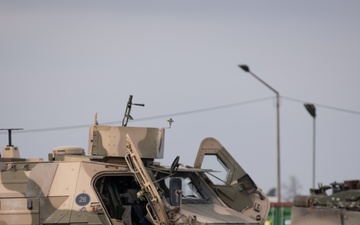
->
[0,128,23,158]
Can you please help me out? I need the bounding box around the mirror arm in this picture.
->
[176,190,183,209]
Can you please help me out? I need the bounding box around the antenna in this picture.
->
[0,128,23,146]
[122,95,145,126]
[164,118,174,129]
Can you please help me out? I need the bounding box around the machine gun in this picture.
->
[122,95,144,127]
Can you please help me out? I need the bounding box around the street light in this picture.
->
[238,64,281,202]
[304,103,316,188]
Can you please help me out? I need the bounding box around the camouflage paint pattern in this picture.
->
[0,157,129,225]
[292,180,360,225]
[89,126,164,159]
[0,124,270,225]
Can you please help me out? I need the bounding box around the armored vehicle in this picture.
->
[292,180,360,225]
[0,96,270,225]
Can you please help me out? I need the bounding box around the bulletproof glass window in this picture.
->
[156,172,210,204]
[201,154,228,185]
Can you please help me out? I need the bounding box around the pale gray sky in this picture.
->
[1,1,360,199]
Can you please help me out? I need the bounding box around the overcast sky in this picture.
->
[1,1,359,199]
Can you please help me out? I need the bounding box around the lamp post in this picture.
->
[304,103,316,188]
[238,65,281,202]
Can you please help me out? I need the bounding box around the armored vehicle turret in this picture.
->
[0,96,270,225]
[292,180,360,225]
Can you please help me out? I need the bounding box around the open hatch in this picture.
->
[194,137,270,223]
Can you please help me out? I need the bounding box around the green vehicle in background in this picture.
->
[265,180,360,225]
[292,180,360,225]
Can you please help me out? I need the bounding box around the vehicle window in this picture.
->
[157,172,210,204]
[201,155,228,185]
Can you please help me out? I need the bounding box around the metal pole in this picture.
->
[276,94,281,202]
[304,103,316,189]
[313,116,316,188]
[238,65,281,202]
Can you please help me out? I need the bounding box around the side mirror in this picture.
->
[169,178,182,206]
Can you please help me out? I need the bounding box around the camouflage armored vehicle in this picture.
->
[292,180,360,225]
[0,96,270,225]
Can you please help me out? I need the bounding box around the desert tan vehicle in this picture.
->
[0,96,270,225]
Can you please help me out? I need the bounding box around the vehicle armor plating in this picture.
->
[0,96,270,225]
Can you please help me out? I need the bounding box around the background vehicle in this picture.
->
[292,180,360,225]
